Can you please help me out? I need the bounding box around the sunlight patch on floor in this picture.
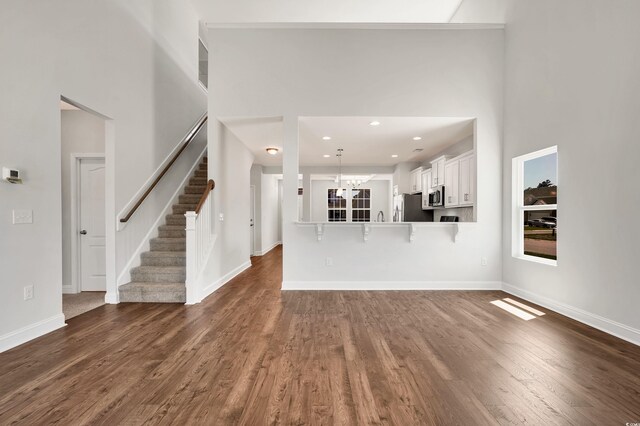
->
[490,300,536,321]
[503,297,546,316]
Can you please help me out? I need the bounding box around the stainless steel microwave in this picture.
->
[428,185,445,207]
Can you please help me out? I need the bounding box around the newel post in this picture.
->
[184,211,198,304]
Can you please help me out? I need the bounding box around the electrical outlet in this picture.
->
[481,257,488,266]
[24,285,34,300]
[325,257,333,266]
[13,209,33,224]
[219,213,224,222]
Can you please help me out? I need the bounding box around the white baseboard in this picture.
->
[200,260,252,301]
[116,147,208,288]
[502,282,640,347]
[282,281,503,291]
[62,284,76,294]
[0,314,66,353]
[254,241,281,256]
[105,291,119,304]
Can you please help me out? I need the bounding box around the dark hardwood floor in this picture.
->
[1,245,639,425]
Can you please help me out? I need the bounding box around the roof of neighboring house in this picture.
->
[524,186,557,205]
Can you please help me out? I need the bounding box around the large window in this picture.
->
[327,188,371,222]
[513,147,558,264]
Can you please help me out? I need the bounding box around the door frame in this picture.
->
[250,184,256,256]
[69,153,105,294]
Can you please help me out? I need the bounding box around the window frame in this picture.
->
[327,188,347,222]
[512,146,558,266]
[351,188,371,223]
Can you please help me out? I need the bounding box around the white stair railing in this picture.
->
[185,179,215,304]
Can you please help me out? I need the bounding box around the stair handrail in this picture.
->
[195,179,215,214]
[119,113,208,223]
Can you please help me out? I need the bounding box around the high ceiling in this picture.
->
[299,116,474,166]
[192,0,506,24]
[220,116,474,167]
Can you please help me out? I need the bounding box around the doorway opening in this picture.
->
[60,98,107,319]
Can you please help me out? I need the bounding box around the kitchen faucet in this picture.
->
[377,210,385,222]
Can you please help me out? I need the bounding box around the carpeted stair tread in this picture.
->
[119,282,186,303]
[172,203,197,214]
[131,265,186,283]
[165,214,187,225]
[141,251,186,266]
[158,225,186,238]
[150,237,185,251]
[179,194,202,204]
[184,185,207,194]
[189,177,207,186]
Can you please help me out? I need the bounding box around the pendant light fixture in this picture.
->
[336,148,344,198]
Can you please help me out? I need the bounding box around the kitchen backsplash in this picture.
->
[435,207,474,222]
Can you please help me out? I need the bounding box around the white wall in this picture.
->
[197,123,254,295]
[60,110,106,292]
[393,162,419,195]
[0,0,206,351]
[207,28,504,288]
[502,0,640,342]
[261,173,281,253]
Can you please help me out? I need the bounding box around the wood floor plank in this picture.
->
[1,246,639,425]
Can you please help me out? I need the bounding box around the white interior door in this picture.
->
[79,158,106,291]
[250,185,255,256]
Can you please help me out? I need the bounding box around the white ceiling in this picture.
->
[192,0,506,24]
[221,116,474,167]
[300,116,473,166]
[220,116,284,166]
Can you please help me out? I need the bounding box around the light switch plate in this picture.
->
[13,209,33,224]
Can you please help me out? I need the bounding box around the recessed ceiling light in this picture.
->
[413,136,422,141]
[369,121,381,126]
[322,136,332,141]
[266,147,279,155]
[391,154,399,158]
[323,154,331,158]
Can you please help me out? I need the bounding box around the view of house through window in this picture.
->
[514,147,558,263]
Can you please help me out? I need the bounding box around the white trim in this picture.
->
[512,146,558,264]
[255,241,281,256]
[200,260,252,301]
[250,184,256,256]
[116,147,207,287]
[206,23,505,30]
[70,154,106,295]
[282,281,502,291]
[502,283,640,347]
[0,314,66,353]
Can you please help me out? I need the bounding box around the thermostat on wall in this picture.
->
[2,167,22,184]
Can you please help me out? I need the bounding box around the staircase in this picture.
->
[119,157,208,303]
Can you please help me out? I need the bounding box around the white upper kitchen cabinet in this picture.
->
[409,167,423,194]
[444,160,459,207]
[421,169,433,209]
[430,156,448,188]
[459,153,475,206]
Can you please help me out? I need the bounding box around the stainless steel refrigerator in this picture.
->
[393,194,434,222]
